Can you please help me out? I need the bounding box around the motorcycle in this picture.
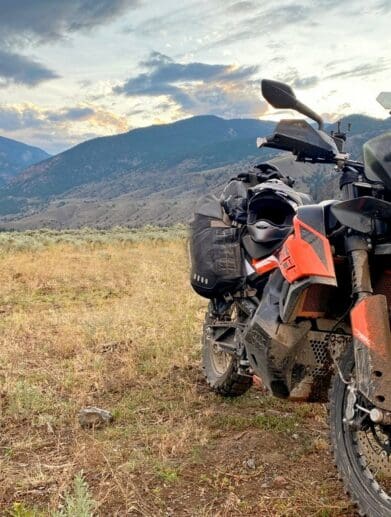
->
[190,79,391,516]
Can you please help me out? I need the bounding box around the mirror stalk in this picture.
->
[295,100,324,130]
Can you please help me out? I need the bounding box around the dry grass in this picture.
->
[0,231,356,516]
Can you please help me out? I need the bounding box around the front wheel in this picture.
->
[329,346,391,516]
[202,302,252,397]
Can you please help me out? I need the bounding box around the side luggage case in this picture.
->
[189,194,252,396]
[189,194,245,299]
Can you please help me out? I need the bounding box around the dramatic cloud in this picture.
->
[0,104,128,131]
[0,0,139,44]
[0,0,389,150]
[114,52,266,118]
[0,104,129,152]
[0,0,140,87]
[0,49,59,88]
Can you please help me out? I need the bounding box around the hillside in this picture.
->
[0,136,49,187]
[0,116,276,227]
[0,114,390,229]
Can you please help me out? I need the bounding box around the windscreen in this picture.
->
[364,133,391,189]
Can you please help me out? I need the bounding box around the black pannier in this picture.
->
[190,194,245,299]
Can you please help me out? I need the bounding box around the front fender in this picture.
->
[351,294,391,411]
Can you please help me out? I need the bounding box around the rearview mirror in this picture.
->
[377,92,391,112]
[261,80,297,110]
[261,79,324,130]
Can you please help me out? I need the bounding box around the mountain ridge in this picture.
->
[0,136,50,187]
[0,113,390,229]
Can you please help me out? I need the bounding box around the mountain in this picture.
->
[0,116,276,226]
[0,136,50,187]
[2,116,275,198]
[0,114,390,230]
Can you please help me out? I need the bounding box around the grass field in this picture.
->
[0,229,355,516]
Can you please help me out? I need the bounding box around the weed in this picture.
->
[6,380,53,417]
[54,473,95,517]
[156,466,180,483]
[5,502,44,517]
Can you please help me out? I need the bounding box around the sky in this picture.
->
[0,0,390,154]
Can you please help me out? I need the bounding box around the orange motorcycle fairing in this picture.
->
[252,256,279,276]
[278,215,336,284]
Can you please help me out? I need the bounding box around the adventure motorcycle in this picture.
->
[189,80,391,516]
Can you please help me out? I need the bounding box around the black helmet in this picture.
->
[247,180,302,244]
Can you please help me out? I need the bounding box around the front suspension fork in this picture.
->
[347,235,391,411]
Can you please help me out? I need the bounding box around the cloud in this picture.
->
[0,103,129,152]
[277,68,319,90]
[275,58,390,94]
[195,3,311,51]
[0,0,140,44]
[0,49,59,87]
[0,104,128,131]
[227,1,255,13]
[47,107,95,123]
[114,52,266,118]
[0,105,44,131]
[325,59,391,80]
[122,2,198,37]
[128,1,309,52]
[374,0,391,13]
[0,0,140,87]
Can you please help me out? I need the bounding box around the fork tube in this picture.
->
[346,234,374,398]
[345,235,372,300]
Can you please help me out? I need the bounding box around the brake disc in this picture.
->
[356,425,391,482]
[345,381,391,482]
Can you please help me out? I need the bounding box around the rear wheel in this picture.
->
[202,302,252,397]
[329,346,391,516]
